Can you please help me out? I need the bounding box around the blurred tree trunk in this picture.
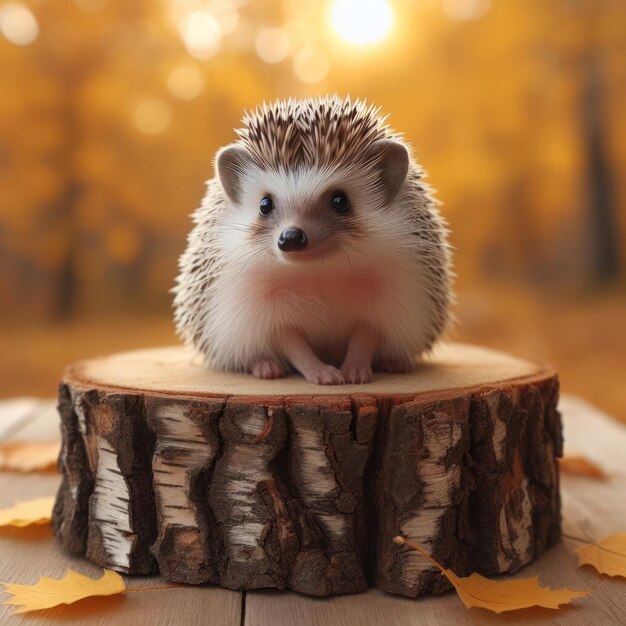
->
[53,74,82,318]
[39,1,152,318]
[582,54,620,283]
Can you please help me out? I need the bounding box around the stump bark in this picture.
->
[53,343,562,597]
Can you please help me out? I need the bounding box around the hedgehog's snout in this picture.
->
[278,227,308,252]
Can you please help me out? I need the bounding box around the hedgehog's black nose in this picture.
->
[278,227,308,252]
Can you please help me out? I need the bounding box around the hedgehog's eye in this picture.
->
[259,196,274,216]
[331,192,350,214]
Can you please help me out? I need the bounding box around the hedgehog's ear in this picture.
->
[216,144,250,203]
[365,139,409,205]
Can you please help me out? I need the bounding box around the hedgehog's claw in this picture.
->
[340,364,373,384]
[302,364,345,385]
[252,360,285,380]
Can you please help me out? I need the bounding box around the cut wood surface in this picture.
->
[54,343,562,598]
[63,343,547,397]
[0,394,625,625]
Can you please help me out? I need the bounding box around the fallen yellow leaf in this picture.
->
[0,497,55,528]
[1,569,125,614]
[559,454,607,479]
[445,570,588,613]
[394,536,588,613]
[576,534,626,578]
[0,441,60,473]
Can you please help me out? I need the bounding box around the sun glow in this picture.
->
[330,0,393,46]
[0,3,39,46]
[179,10,221,59]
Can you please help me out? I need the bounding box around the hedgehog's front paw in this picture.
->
[340,363,373,384]
[375,358,413,373]
[302,364,345,385]
[252,360,285,379]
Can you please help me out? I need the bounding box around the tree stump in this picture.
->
[52,343,562,597]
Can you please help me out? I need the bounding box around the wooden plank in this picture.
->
[3,401,59,441]
[3,395,625,625]
[0,398,45,442]
[559,395,626,550]
[245,394,626,626]
[0,400,243,626]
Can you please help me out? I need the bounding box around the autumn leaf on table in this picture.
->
[1,569,181,614]
[575,534,626,578]
[1,570,125,614]
[0,497,54,528]
[559,453,608,479]
[394,536,588,613]
[444,570,588,613]
[0,441,60,473]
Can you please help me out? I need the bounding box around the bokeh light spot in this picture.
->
[330,0,393,45]
[0,3,39,46]
[133,99,172,135]
[293,47,329,83]
[167,65,204,100]
[180,11,221,59]
[255,27,290,64]
[442,0,491,21]
[215,4,239,35]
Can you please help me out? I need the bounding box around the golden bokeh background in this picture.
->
[1,0,624,419]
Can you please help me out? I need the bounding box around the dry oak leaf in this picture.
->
[394,536,588,613]
[576,534,626,578]
[1,570,125,614]
[0,497,54,528]
[0,441,60,472]
[559,453,607,479]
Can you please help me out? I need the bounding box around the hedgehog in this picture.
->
[173,95,454,385]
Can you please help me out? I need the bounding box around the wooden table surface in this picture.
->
[0,395,624,626]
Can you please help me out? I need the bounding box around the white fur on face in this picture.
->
[218,162,398,262]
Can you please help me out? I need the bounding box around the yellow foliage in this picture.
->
[105,224,141,264]
[0,441,60,472]
[559,453,608,479]
[576,534,626,578]
[445,570,588,614]
[1,569,125,614]
[394,536,588,613]
[0,0,625,316]
[0,497,55,528]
